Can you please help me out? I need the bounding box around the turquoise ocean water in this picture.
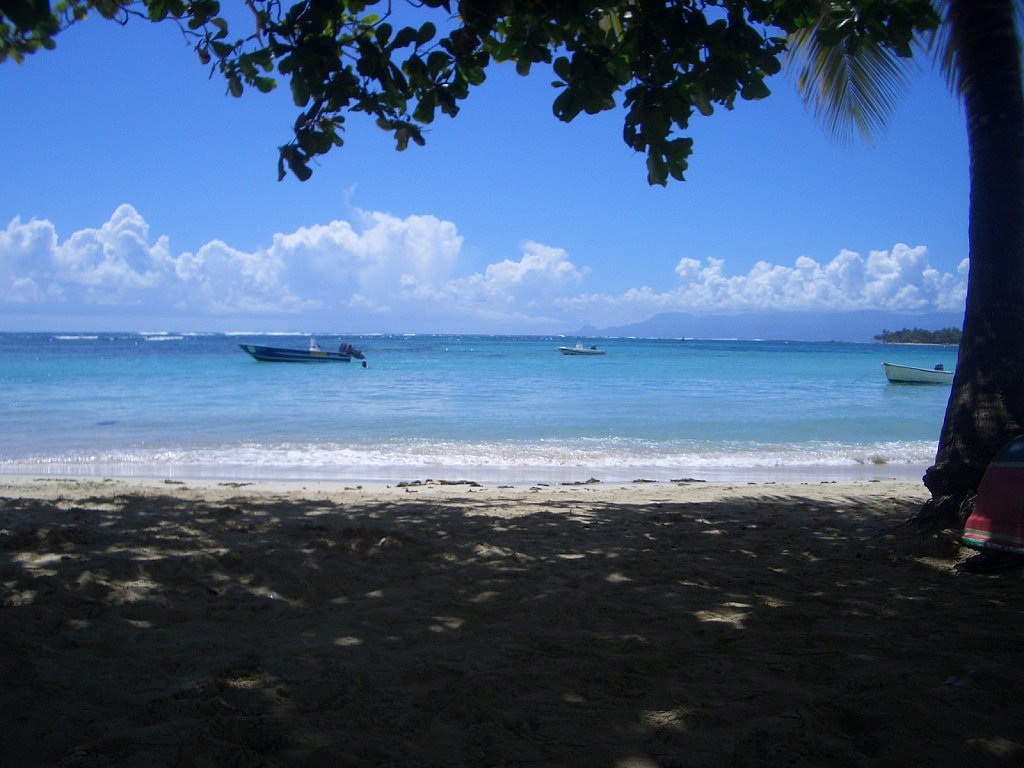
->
[0,332,958,484]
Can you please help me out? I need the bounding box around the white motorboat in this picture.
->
[882,362,954,384]
[559,342,605,356]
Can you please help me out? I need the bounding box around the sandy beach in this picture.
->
[1,477,1022,767]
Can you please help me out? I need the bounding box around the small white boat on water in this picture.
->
[882,362,954,384]
[559,342,605,356]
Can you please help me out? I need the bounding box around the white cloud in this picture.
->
[55,205,171,292]
[483,241,585,287]
[670,245,957,311]
[556,244,966,328]
[265,211,464,313]
[181,239,315,315]
[0,206,967,331]
[601,243,964,314]
[365,241,588,329]
[1,206,174,307]
[0,206,466,320]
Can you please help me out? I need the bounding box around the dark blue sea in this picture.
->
[0,332,958,484]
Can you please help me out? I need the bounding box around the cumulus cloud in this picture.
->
[265,211,463,310]
[180,239,315,315]
[483,241,585,287]
[561,244,966,324]
[1,205,174,307]
[0,206,467,321]
[0,205,967,331]
[664,245,965,312]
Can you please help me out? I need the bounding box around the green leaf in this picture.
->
[391,26,417,50]
[210,40,234,58]
[552,89,580,122]
[254,76,276,93]
[426,51,449,76]
[740,78,770,100]
[692,85,713,117]
[290,157,313,181]
[413,91,436,123]
[436,86,459,116]
[392,123,425,151]
[646,152,668,186]
[553,56,571,81]
[148,0,170,22]
[290,75,310,106]
[278,146,312,181]
[492,39,518,62]
[462,62,486,87]
[394,125,410,150]
[416,22,436,46]
[211,18,228,40]
[404,53,426,82]
[356,39,382,77]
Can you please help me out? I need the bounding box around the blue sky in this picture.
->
[0,10,969,337]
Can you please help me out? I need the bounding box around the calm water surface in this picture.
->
[0,333,958,483]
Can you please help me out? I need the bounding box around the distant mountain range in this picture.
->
[576,310,965,343]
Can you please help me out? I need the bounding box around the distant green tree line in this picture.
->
[875,327,962,344]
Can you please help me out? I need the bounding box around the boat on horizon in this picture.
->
[559,342,606,356]
[240,337,364,363]
[882,361,954,384]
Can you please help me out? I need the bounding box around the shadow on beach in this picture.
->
[1,482,1022,767]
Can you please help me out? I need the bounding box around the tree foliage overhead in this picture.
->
[0,0,938,183]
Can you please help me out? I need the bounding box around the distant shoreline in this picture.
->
[879,341,959,347]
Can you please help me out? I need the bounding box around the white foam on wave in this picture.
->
[0,438,936,484]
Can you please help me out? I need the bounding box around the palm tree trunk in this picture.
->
[920,0,1024,524]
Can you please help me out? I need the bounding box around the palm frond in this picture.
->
[786,18,921,145]
[923,0,958,93]
[926,0,1024,96]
